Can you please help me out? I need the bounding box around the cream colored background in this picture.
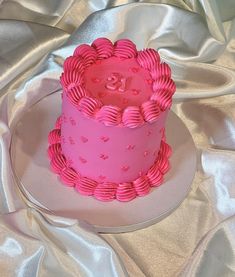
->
[0,1,235,276]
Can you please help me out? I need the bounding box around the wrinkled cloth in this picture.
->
[0,1,235,276]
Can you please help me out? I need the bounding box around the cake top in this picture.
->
[60,38,176,128]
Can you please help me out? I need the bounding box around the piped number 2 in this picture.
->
[105,73,128,92]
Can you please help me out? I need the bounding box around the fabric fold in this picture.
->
[0,0,235,276]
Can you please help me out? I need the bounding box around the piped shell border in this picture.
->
[60,38,176,129]
[47,116,172,202]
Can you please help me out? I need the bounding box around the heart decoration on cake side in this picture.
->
[80,136,88,143]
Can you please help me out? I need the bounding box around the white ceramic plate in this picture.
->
[11,92,196,233]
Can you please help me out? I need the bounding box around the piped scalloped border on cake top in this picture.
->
[60,38,176,128]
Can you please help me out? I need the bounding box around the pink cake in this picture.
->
[48,38,176,202]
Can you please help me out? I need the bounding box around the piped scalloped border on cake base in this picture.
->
[47,116,172,202]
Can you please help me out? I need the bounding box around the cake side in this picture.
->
[48,120,172,201]
[47,38,176,202]
[60,92,168,183]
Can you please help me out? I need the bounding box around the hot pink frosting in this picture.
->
[67,86,87,105]
[122,106,144,128]
[60,167,79,187]
[114,39,137,58]
[59,38,175,128]
[96,105,122,126]
[60,71,84,91]
[48,119,172,201]
[50,153,67,174]
[160,140,172,158]
[63,56,85,73]
[133,175,150,196]
[151,77,176,110]
[73,44,97,67]
[94,182,118,201]
[141,100,160,122]
[78,97,102,117]
[48,38,175,201]
[150,63,171,80]
[116,182,137,202]
[91,38,114,59]
[75,177,97,196]
[147,163,163,187]
[137,49,160,70]
[55,116,62,129]
[48,143,62,159]
[48,129,61,144]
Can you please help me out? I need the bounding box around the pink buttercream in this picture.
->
[94,182,118,201]
[116,182,137,202]
[114,39,137,58]
[67,86,87,105]
[152,77,176,93]
[48,117,172,201]
[78,96,103,117]
[137,49,160,70]
[60,167,78,187]
[73,44,97,67]
[75,177,97,196]
[91,38,114,59]
[50,153,67,174]
[48,38,176,201]
[158,155,170,174]
[95,105,122,126]
[159,140,172,158]
[133,175,150,196]
[147,164,163,187]
[151,77,176,110]
[141,100,160,122]
[122,106,144,128]
[55,116,62,129]
[48,143,62,159]
[48,129,61,144]
[63,56,85,73]
[150,63,171,80]
[60,71,84,91]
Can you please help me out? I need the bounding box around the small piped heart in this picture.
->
[98,92,107,98]
[62,114,67,123]
[121,165,130,172]
[139,171,143,177]
[144,151,149,157]
[99,175,106,180]
[61,136,66,144]
[101,136,109,142]
[81,136,88,143]
[92,77,101,83]
[126,145,135,150]
[69,136,75,145]
[69,117,76,126]
[132,89,140,96]
[100,154,109,160]
[131,67,139,73]
[147,79,153,85]
[79,156,87,164]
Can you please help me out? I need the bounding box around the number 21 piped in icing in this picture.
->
[48,38,175,202]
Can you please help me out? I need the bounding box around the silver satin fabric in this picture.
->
[0,1,235,276]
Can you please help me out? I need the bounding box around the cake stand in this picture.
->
[11,92,196,233]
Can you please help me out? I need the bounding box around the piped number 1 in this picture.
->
[105,73,128,92]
